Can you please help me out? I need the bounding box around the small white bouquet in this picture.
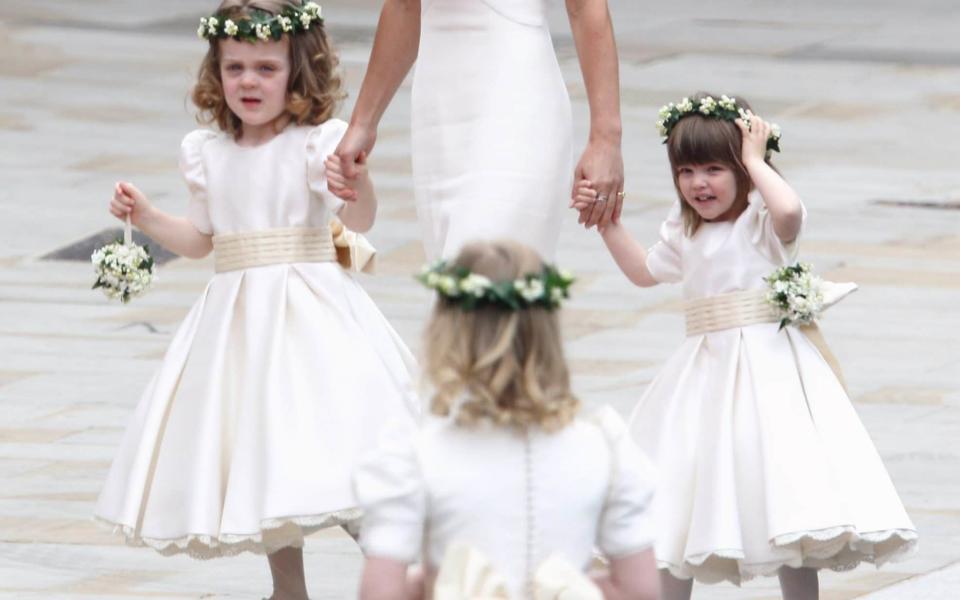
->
[764,262,824,329]
[92,217,155,303]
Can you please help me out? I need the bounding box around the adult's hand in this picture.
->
[573,139,624,230]
[331,122,378,201]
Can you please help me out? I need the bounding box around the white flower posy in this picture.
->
[764,263,825,329]
[92,241,155,303]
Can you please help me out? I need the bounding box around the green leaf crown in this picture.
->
[197,2,323,43]
[417,261,575,311]
[656,95,782,153]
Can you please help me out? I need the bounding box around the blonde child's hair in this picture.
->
[424,241,579,432]
[666,92,776,236]
[191,0,344,138]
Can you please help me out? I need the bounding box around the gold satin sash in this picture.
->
[433,543,602,600]
[683,288,852,391]
[212,219,375,274]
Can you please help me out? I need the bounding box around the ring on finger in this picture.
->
[616,191,626,199]
[597,195,608,203]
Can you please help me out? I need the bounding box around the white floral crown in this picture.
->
[656,95,782,153]
[418,261,575,311]
[197,2,323,43]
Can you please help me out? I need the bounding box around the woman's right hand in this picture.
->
[332,122,378,200]
[109,181,153,226]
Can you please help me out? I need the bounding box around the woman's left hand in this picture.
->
[572,139,624,229]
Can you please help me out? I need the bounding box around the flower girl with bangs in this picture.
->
[95,2,417,598]
[574,93,917,599]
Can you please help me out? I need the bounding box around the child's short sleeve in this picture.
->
[592,407,657,558]
[353,421,426,563]
[306,119,350,215]
[178,130,218,235]
[744,193,807,265]
[645,201,684,283]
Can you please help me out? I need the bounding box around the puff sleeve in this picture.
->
[744,193,807,265]
[645,201,684,284]
[593,407,658,558]
[178,129,218,235]
[305,118,350,215]
[353,420,427,563]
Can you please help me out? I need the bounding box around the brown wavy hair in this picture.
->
[667,92,775,236]
[424,241,580,432]
[191,0,344,138]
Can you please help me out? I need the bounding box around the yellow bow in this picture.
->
[434,544,602,600]
[330,218,376,274]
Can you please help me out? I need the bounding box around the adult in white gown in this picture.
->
[331,0,626,261]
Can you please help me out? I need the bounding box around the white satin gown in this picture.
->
[412,0,573,261]
[354,408,656,598]
[630,196,917,584]
[94,121,420,558]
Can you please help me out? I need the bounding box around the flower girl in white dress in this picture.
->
[574,93,917,599]
[95,3,418,598]
[354,240,660,600]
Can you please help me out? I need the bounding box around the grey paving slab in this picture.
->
[1,0,958,598]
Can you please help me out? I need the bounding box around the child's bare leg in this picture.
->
[267,546,309,600]
[660,570,693,600]
[778,566,818,600]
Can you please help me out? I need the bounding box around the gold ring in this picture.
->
[617,191,626,199]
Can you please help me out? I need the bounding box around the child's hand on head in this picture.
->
[109,181,152,225]
[325,153,368,202]
[735,111,772,167]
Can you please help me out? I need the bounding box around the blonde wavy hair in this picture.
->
[191,0,344,138]
[424,241,580,432]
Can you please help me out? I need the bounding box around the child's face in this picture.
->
[220,37,291,133]
[676,162,739,222]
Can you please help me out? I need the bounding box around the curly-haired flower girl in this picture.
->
[95,2,418,598]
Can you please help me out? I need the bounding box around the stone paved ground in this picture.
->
[1,1,958,598]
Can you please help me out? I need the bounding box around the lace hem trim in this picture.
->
[94,508,363,560]
[657,526,918,586]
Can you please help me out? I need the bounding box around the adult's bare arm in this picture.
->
[566,0,624,229]
[334,0,421,184]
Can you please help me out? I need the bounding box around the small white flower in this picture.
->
[658,104,673,119]
[304,2,322,18]
[656,120,668,136]
[207,16,219,35]
[256,23,271,41]
[278,16,293,32]
[438,275,460,296]
[770,123,782,139]
[514,279,545,302]
[460,273,491,297]
[197,23,208,39]
[300,12,313,28]
[677,98,693,113]
[224,19,239,36]
[550,287,564,303]
[558,269,574,284]
[719,95,737,111]
[699,96,717,115]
